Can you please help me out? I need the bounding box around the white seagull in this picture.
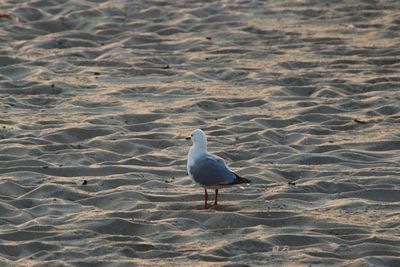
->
[186,129,250,209]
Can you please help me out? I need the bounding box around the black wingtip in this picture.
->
[233,173,251,184]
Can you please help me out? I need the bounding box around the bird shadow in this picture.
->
[199,203,241,212]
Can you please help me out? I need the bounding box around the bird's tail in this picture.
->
[233,173,251,184]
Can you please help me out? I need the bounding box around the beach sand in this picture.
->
[0,0,399,266]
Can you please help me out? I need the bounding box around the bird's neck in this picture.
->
[189,143,207,155]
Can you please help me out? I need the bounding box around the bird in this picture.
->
[186,129,250,209]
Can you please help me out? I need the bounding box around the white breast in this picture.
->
[187,148,205,177]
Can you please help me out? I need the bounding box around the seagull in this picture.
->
[186,129,250,209]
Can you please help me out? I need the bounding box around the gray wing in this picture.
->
[189,154,236,186]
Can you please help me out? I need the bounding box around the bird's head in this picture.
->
[186,129,207,149]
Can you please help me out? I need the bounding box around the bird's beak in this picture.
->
[185,136,191,140]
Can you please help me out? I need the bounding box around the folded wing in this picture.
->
[189,155,237,186]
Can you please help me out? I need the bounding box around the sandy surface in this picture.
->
[1,0,400,266]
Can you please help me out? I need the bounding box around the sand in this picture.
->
[0,0,399,266]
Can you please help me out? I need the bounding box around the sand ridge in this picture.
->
[0,0,400,266]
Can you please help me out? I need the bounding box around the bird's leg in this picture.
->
[214,189,218,206]
[204,189,208,209]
